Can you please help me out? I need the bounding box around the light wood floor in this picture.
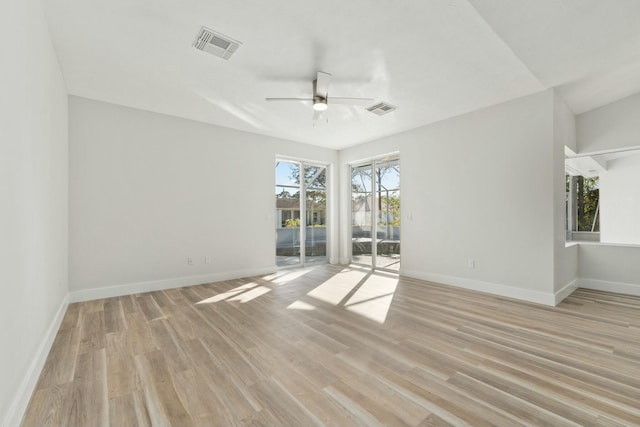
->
[23,265,640,426]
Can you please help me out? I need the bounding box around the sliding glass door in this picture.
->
[351,164,373,266]
[304,165,327,264]
[276,161,301,267]
[351,157,400,271]
[375,158,400,270]
[275,160,327,267]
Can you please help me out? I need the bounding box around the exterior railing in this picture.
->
[276,226,327,256]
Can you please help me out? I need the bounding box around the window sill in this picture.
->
[566,241,640,249]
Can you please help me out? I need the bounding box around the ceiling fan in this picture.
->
[266,71,374,120]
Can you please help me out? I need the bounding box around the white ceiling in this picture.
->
[42,0,640,150]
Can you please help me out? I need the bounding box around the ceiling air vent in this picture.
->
[193,27,241,60]
[366,102,397,116]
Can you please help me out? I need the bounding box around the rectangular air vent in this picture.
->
[366,102,397,116]
[193,27,241,60]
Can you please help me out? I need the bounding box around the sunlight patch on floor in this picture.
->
[306,269,369,306]
[286,300,316,311]
[346,293,396,323]
[196,282,260,304]
[345,274,398,323]
[262,270,294,281]
[344,274,398,306]
[268,269,311,285]
[227,286,271,303]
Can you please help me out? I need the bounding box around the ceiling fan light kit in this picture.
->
[313,99,328,111]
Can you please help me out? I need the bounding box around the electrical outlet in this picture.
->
[467,259,475,269]
[205,256,211,264]
[188,257,193,265]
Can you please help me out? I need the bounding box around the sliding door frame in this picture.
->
[349,155,400,272]
[275,157,330,269]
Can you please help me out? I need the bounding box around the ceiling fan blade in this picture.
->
[265,98,313,102]
[315,71,332,99]
[329,97,375,106]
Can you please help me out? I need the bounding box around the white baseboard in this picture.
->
[399,269,556,306]
[339,257,351,265]
[69,266,277,302]
[554,279,579,305]
[576,278,640,296]
[3,294,69,427]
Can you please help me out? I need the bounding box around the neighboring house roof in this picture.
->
[276,198,326,210]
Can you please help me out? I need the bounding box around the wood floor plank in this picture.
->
[21,384,72,427]
[67,349,109,427]
[36,326,81,388]
[22,265,640,427]
[108,392,151,427]
[446,372,579,427]
[270,363,364,427]
[417,413,457,427]
[117,295,137,314]
[172,368,231,425]
[332,354,432,426]
[103,300,126,334]
[249,378,322,426]
[200,363,262,422]
[122,311,157,356]
[78,310,105,354]
[59,303,81,331]
[136,294,166,322]
[324,379,412,427]
[105,332,138,399]
[149,290,175,308]
[134,350,193,427]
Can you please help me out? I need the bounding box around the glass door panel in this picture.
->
[351,164,373,266]
[276,161,301,267]
[304,166,327,263]
[375,159,400,271]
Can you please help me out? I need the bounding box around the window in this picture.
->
[566,174,600,242]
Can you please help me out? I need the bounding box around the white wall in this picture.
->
[577,92,640,153]
[0,0,69,425]
[599,152,640,244]
[339,91,560,304]
[578,244,640,296]
[553,94,578,297]
[69,97,337,298]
